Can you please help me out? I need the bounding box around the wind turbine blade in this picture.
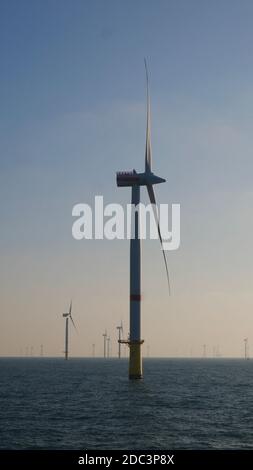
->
[70,315,77,332]
[147,184,171,294]
[69,300,72,315]
[144,58,152,173]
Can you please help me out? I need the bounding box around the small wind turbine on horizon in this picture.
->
[117,321,124,358]
[107,336,110,358]
[62,300,77,360]
[244,338,249,360]
[102,330,107,358]
[116,60,170,379]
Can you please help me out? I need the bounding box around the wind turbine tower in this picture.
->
[117,321,124,358]
[107,336,110,358]
[116,61,170,379]
[102,330,107,358]
[62,301,77,360]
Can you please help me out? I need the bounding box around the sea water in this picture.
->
[0,358,253,450]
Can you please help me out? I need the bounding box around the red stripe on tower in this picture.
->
[130,294,141,301]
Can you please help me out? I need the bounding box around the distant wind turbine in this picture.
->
[117,321,124,358]
[116,60,170,379]
[62,300,77,360]
[102,330,107,358]
[107,336,110,358]
[244,338,249,360]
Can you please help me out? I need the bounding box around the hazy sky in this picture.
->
[1,0,253,357]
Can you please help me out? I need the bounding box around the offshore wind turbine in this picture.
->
[102,330,107,358]
[116,61,170,379]
[117,321,124,358]
[62,300,77,360]
[107,336,110,358]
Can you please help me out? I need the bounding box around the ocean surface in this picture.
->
[0,358,253,450]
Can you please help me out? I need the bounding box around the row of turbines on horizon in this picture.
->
[19,345,44,357]
[18,322,250,360]
[201,341,250,359]
[17,339,250,359]
[18,320,250,360]
[62,304,251,360]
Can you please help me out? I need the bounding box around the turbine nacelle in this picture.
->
[117,170,165,187]
[62,301,77,331]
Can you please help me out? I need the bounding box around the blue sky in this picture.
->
[1,0,253,357]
